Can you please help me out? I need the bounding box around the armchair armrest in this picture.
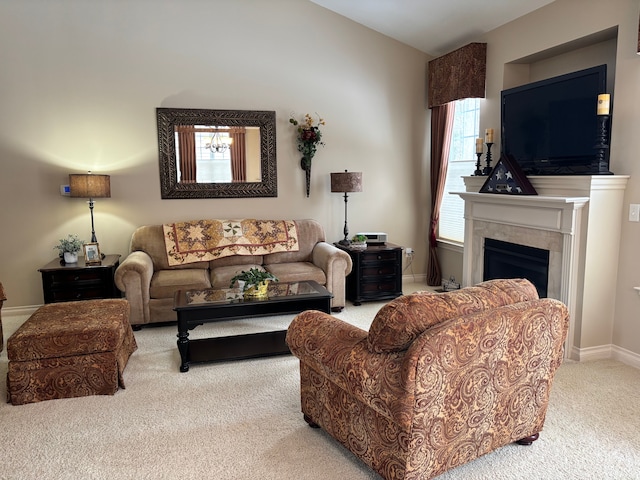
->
[287,310,414,427]
[114,251,154,325]
[287,310,365,375]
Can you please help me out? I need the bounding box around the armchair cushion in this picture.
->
[367,278,539,353]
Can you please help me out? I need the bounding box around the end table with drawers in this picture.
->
[335,242,403,305]
[39,254,121,303]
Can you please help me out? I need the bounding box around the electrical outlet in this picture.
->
[629,204,640,222]
[405,247,414,258]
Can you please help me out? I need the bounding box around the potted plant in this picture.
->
[229,268,278,298]
[351,234,367,249]
[54,234,85,264]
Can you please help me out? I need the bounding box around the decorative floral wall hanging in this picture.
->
[290,113,325,197]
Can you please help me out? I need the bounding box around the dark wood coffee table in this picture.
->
[174,281,332,372]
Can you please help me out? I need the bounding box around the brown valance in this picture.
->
[428,42,487,108]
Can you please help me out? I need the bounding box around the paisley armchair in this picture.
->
[286,278,569,480]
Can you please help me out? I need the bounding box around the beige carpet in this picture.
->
[1,282,640,479]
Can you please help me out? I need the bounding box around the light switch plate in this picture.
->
[629,204,640,222]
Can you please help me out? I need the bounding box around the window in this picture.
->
[438,98,480,243]
[195,132,232,183]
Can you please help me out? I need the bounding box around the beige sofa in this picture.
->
[114,219,352,326]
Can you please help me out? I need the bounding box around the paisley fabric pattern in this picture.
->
[163,219,299,266]
[286,279,569,480]
[7,299,137,405]
[368,278,539,353]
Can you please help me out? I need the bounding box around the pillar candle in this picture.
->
[475,138,483,154]
[597,94,610,115]
[485,128,494,144]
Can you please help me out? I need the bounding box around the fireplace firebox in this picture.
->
[483,238,549,298]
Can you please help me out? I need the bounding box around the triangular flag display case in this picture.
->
[479,154,537,195]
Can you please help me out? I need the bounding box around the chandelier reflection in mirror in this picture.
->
[206,127,233,153]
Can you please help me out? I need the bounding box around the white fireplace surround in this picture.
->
[457,175,628,360]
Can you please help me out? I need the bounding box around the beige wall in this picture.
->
[0,0,430,308]
[476,0,640,358]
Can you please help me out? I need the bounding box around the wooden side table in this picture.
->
[335,243,403,305]
[39,254,121,304]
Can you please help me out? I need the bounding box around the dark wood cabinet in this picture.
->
[336,243,403,305]
[39,254,121,304]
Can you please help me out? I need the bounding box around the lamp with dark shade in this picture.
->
[330,170,363,246]
[69,172,111,243]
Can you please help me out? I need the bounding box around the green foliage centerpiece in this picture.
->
[230,268,279,299]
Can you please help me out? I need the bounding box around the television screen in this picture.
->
[501,64,609,175]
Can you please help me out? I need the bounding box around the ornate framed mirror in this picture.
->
[157,108,277,199]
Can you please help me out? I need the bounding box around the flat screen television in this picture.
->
[501,64,610,175]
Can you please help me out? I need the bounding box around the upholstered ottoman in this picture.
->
[6,299,137,405]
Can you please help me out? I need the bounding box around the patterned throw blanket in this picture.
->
[163,219,299,266]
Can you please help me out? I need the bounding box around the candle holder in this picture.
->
[474,153,483,176]
[483,142,494,175]
[593,115,611,174]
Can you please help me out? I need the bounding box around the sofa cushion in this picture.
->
[209,254,263,270]
[367,278,539,353]
[264,262,326,285]
[149,269,211,299]
[210,264,265,289]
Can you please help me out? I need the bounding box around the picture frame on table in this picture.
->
[83,242,102,265]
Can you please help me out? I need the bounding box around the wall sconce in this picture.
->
[330,170,363,245]
[69,172,111,243]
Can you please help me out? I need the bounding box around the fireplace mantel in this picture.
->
[456,175,629,360]
[457,192,588,234]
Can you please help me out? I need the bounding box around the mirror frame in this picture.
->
[157,108,277,199]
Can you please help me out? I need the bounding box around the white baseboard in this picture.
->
[611,345,640,369]
[571,343,640,369]
[3,304,40,319]
[402,274,427,283]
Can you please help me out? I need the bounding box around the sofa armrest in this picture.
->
[311,242,352,310]
[114,251,154,325]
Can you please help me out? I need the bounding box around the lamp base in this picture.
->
[338,239,351,246]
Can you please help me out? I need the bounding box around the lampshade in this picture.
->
[69,173,111,198]
[330,171,363,193]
